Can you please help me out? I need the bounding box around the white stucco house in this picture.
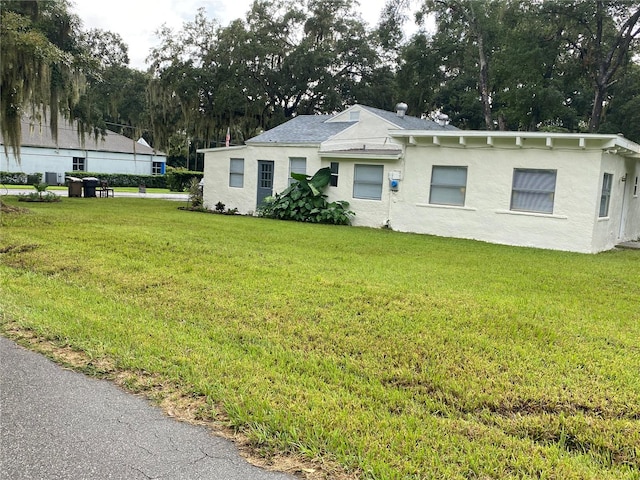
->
[199,104,640,253]
[1,117,166,184]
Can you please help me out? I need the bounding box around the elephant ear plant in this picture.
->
[259,167,354,225]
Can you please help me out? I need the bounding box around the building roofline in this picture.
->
[197,145,247,153]
[244,142,323,148]
[319,148,403,160]
[389,130,640,157]
[1,116,165,156]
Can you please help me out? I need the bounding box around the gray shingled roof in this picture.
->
[1,117,162,155]
[246,105,457,144]
[246,115,349,144]
[360,105,459,131]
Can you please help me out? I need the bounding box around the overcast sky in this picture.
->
[71,0,415,71]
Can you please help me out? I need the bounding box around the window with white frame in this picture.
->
[73,157,85,171]
[429,166,467,206]
[229,158,244,188]
[330,162,339,187]
[634,176,638,197]
[510,169,557,214]
[599,173,613,217]
[288,157,306,185]
[152,161,164,175]
[353,164,384,200]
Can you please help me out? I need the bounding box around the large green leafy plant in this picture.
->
[259,167,354,225]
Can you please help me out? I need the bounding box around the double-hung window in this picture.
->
[330,162,339,187]
[599,173,613,217]
[229,158,244,188]
[511,169,557,214]
[353,164,384,200]
[288,157,306,186]
[429,166,467,206]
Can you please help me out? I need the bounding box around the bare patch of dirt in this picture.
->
[0,244,39,254]
[0,201,30,214]
[1,323,359,480]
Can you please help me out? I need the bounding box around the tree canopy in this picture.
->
[1,0,86,156]
[146,0,388,163]
[397,0,640,137]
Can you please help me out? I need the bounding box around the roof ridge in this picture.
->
[359,104,421,120]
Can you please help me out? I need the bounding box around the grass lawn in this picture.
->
[1,196,639,479]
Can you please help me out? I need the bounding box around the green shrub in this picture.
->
[18,185,60,202]
[258,167,354,225]
[63,172,166,188]
[0,172,42,185]
[165,168,203,192]
[187,177,203,208]
[27,173,43,185]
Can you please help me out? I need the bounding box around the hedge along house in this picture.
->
[1,116,167,185]
[200,104,640,253]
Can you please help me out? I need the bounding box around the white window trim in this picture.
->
[599,172,613,218]
[229,158,244,188]
[417,203,477,212]
[353,164,384,200]
[510,168,557,214]
[495,210,568,220]
[288,157,306,186]
[330,162,339,187]
[429,165,468,207]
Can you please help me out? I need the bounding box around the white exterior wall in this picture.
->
[202,120,640,253]
[321,158,399,228]
[622,160,640,241]
[592,154,640,251]
[323,107,404,151]
[389,141,607,253]
[1,146,164,178]
[202,145,322,214]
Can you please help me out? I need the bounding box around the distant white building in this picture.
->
[199,104,640,253]
[1,117,167,184]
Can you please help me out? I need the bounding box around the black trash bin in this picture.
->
[66,176,83,197]
[82,177,99,198]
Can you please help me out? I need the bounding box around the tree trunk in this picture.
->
[589,84,606,132]
[585,2,640,132]
[469,3,493,130]
[477,40,494,130]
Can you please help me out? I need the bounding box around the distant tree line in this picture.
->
[2,0,639,170]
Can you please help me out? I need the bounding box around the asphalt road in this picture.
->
[1,188,189,201]
[0,337,296,480]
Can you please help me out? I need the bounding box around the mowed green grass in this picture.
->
[1,184,173,194]
[1,196,639,479]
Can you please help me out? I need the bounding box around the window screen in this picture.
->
[229,158,244,188]
[330,162,339,187]
[289,157,306,185]
[353,164,383,200]
[511,169,557,214]
[429,166,467,206]
[599,173,613,217]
